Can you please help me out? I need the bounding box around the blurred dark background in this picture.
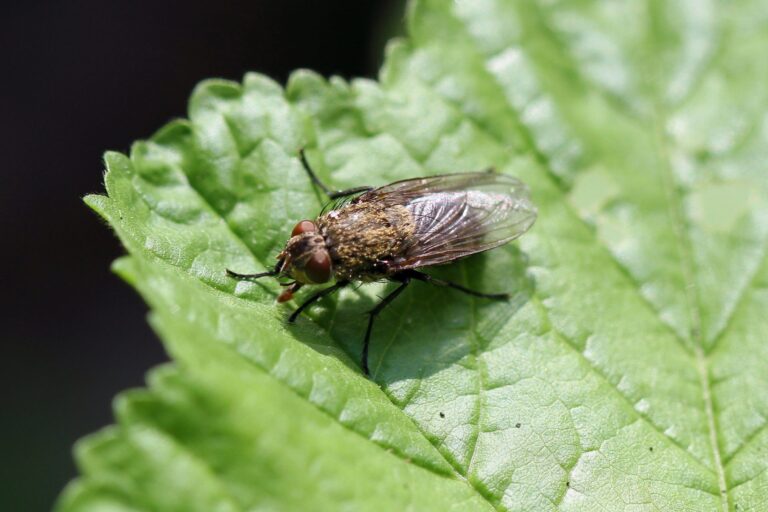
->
[0,1,397,509]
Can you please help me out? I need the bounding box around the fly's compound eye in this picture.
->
[305,251,331,284]
[291,220,317,237]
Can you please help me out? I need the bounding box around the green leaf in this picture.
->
[60,1,768,510]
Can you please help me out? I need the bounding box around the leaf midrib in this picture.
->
[653,102,729,510]
[428,5,737,498]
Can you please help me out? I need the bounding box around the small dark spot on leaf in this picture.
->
[693,148,713,162]
[439,412,445,418]
[649,446,653,452]
[515,423,521,428]
[566,481,570,487]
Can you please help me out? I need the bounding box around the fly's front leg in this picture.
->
[226,269,277,280]
[299,148,372,199]
[226,260,282,280]
[288,280,349,323]
[362,276,410,376]
[405,270,509,300]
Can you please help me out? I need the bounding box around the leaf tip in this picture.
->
[72,425,122,468]
[102,151,132,175]
[243,72,283,95]
[286,68,326,100]
[189,78,243,112]
[149,118,193,145]
[380,38,411,84]
[111,256,138,284]
[83,194,110,217]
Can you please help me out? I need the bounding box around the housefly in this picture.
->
[227,150,537,375]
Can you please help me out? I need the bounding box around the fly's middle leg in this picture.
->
[362,277,410,376]
[299,148,372,199]
[405,270,509,300]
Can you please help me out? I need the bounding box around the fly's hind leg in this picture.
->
[405,270,509,300]
[362,276,411,376]
[299,148,372,199]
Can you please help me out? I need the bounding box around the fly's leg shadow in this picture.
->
[363,276,411,376]
[288,280,350,323]
[404,269,509,300]
[299,148,372,199]
[362,270,507,376]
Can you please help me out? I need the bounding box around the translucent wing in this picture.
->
[356,172,537,269]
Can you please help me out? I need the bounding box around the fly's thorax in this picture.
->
[317,203,416,280]
[278,231,333,285]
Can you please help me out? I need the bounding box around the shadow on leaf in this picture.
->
[287,245,535,382]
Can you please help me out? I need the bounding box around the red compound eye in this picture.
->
[305,251,331,284]
[291,220,316,237]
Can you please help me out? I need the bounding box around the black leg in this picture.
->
[227,260,283,280]
[328,186,373,200]
[405,270,509,300]
[362,278,410,375]
[299,148,372,199]
[288,280,349,323]
[226,268,278,280]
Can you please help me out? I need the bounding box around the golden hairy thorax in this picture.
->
[317,202,416,281]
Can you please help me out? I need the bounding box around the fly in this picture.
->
[227,149,537,375]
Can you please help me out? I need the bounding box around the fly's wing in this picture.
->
[357,172,537,269]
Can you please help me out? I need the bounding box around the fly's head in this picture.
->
[276,220,332,302]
